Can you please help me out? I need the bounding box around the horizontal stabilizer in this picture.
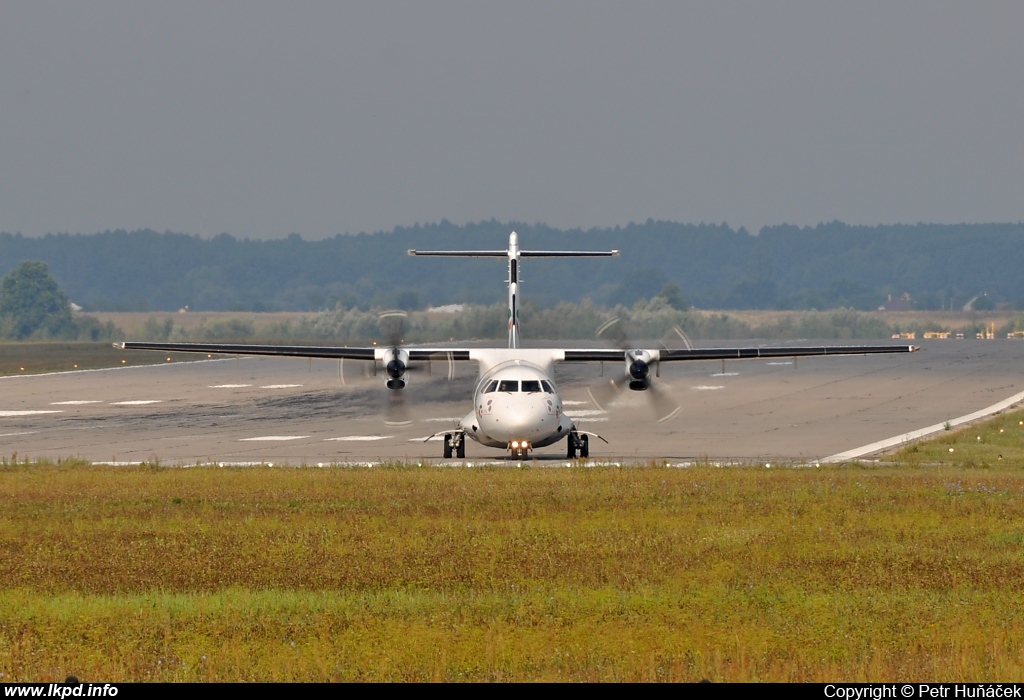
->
[409,249,619,257]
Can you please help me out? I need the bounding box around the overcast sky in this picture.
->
[1,2,1022,239]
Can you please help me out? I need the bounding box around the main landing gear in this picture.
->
[567,430,589,459]
[443,432,466,459]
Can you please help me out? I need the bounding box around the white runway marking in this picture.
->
[0,431,37,437]
[765,361,793,366]
[712,372,740,377]
[691,385,725,391]
[239,435,310,442]
[562,400,588,405]
[421,417,462,423]
[0,410,63,417]
[51,400,103,405]
[260,384,303,389]
[112,400,162,405]
[210,384,252,388]
[564,409,608,417]
[326,435,393,441]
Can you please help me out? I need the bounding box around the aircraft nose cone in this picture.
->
[479,397,551,442]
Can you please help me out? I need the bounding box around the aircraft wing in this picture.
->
[562,344,918,363]
[113,341,472,362]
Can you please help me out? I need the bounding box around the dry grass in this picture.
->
[90,311,316,337]
[714,309,1016,333]
[2,455,1024,681]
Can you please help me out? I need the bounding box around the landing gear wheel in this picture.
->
[443,434,453,459]
[456,441,466,459]
[568,430,585,458]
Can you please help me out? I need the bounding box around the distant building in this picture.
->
[878,293,913,311]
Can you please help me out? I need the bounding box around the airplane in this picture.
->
[115,231,918,460]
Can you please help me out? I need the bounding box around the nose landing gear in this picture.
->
[507,440,530,459]
[443,432,466,459]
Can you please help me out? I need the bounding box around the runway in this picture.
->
[1,340,1023,464]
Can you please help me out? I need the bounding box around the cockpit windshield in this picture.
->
[483,378,555,393]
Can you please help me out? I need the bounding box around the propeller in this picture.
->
[586,317,682,423]
[377,310,413,426]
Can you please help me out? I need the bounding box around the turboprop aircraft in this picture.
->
[115,231,918,459]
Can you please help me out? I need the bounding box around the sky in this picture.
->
[1,2,1022,239]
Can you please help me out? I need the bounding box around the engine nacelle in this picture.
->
[381,347,410,391]
[626,350,654,391]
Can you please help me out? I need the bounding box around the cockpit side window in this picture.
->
[497,380,519,392]
[541,380,555,393]
[483,380,500,393]
[521,380,542,393]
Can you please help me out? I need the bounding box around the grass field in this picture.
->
[3,429,1024,681]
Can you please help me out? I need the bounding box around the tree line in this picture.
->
[1,220,1023,313]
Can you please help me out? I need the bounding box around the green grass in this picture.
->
[885,408,1024,468]
[3,451,1024,681]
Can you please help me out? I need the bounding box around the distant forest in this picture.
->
[0,220,1022,312]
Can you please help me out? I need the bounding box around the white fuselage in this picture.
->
[458,349,575,450]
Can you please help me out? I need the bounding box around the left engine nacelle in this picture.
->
[625,349,655,391]
[381,347,410,390]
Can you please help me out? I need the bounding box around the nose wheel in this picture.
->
[567,430,589,459]
[443,432,466,459]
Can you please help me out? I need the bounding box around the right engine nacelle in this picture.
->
[625,349,654,391]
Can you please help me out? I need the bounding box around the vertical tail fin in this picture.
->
[409,232,619,349]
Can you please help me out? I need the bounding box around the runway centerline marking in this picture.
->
[0,431,38,437]
[0,410,63,417]
[239,435,310,442]
[564,409,608,417]
[51,400,103,405]
[325,435,393,441]
[210,384,252,388]
[112,400,162,405]
[261,384,303,389]
[421,417,463,423]
[691,385,725,391]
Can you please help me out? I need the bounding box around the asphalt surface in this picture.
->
[2,340,1022,464]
